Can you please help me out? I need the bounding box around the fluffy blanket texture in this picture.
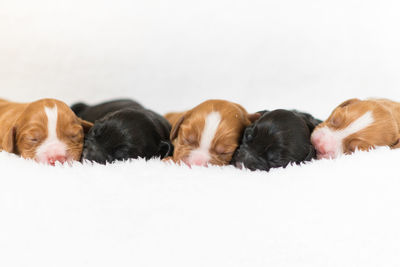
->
[1,147,400,267]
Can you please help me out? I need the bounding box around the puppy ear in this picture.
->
[1,127,17,153]
[70,102,88,116]
[170,113,185,140]
[247,112,261,123]
[294,111,323,132]
[256,110,269,116]
[158,141,173,158]
[78,118,93,134]
[338,98,361,108]
[164,112,184,126]
[232,103,260,124]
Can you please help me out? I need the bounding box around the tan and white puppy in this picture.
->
[0,98,93,165]
[311,98,400,159]
[165,99,260,166]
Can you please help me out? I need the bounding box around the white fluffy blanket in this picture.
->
[1,147,400,267]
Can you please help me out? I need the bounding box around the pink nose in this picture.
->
[191,158,208,166]
[311,130,338,159]
[186,153,209,167]
[47,155,67,166]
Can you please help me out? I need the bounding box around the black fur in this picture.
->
[71,99,172,164]
[231,109,322,171]
[71,99,143,123]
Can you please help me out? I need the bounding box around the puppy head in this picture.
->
[82,109,172,164]
[2,99,92,165]
[311,98,400,159]
[231,110,319,171]
[169,100,260,166]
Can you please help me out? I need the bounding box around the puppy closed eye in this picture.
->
[27,137,41,144]
[243,127,256,142]
[329,114,344,128]
[24,132,44,145]
[182,134,198,146]
[112,149,129,161]
[214,145,234,156]
[113,144,129,154]
[265,151,285,167]
[67,129,83,143]
[91,127,102,137]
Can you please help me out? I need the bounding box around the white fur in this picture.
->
[35,105,67,163]
[335,111,374,140]
[188,112,221,165]
[313,111,374,157]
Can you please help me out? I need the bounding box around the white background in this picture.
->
[2,1,400,266]
[1,0,400,118]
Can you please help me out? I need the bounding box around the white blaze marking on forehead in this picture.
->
[45,105,58,139]
[333,111,374,139]
[188,111,221,162]
[35,105,67,161]
[199,111,222,151]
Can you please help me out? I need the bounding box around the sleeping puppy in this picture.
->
[231,109,321,171]
[0,98,92,165]
[165,99,260,166]
[311,98,400,159]
[71,99,173,164]
[71,99,144,123]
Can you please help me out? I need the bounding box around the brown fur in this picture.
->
[315,98,400,154]
[0,98,93,161]
[166,99,260,166]
[164,112,185,129]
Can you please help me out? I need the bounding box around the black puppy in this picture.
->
[71,99,172,164]
[71,99,144,123]
[231,109,322,171]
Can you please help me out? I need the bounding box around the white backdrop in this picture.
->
[2,2,400,266]
[1,0,400,118]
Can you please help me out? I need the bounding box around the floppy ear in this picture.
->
[294,111,323,132]
[338,98,361,108]
[164,112,184,126]
[78,118,93,134]
[170,114,185,141]
[158,141,174,158]
[232,103,261,124]
[256,110,269,116]
[1,127,17,153]
[70,102,88,116]
[247,112,261,123]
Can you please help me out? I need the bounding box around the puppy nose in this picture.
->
[187,151,210,167]
[310,132,322,147]
[311,129,338,159]
[190,157,208,166]
[315,143,327,155]
[47,155,67,166]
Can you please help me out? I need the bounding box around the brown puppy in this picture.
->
[165,99,260,166]
[311,98,400,159]
[0,98,93,165]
